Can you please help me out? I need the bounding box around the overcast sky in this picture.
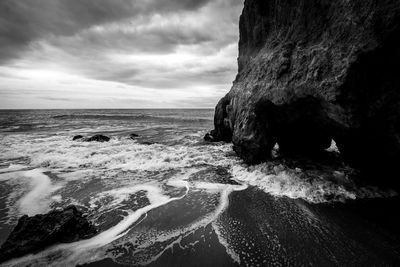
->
[0,0,243,109]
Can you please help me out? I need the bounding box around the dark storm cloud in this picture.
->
[46,18,216,56]
[0,0,213,62]
[0,0,244,108]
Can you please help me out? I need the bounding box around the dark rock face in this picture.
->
[0,206,97,263]
[211,96,232,142]
[210,0,400,184]
[72,135,84,141]
[85,134,110,142]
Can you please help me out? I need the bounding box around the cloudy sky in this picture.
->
[0,0,243,109]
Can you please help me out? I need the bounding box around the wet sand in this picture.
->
[84,187,400,266]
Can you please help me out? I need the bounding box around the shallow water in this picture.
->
[0,109,399,266]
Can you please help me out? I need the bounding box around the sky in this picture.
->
[0,0,243,109]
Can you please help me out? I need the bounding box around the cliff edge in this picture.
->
[209,0,400,185]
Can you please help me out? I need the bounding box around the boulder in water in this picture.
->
[129,133,139,139]
[72,135,84,141]
[85,135,110,142]
[0,205,97,263]
[204,131,215,142]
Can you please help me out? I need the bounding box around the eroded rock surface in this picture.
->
[209,0,400,185]
[0,206,97,263]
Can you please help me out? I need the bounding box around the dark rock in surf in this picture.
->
[204,131,216,142]
[85,135,110,142]
[211,96,232,143]
[72,135,84,141]
[129,133,139,139]
[210,0,400,185]
[0,206,97,263]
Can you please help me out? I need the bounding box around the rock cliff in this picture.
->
[209,0,400,184]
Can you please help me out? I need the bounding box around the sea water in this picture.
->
[0,109,399,266]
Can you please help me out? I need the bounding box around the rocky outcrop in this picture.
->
[0,206,97,263]
[73,134,110,142]
[85,134,110,142]
[209,0,400,185]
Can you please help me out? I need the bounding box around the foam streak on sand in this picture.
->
[2,175,248,266]
[128,181,247,266]
[212,221,241,264]
[74,183,189,250]
[2,179,191,267]
[210,184,246,265]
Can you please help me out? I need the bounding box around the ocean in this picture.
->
[0,109,399,266]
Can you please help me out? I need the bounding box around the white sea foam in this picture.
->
[190,181,230,192]
[115,181,247,266]
[231,163,398,203]
[1,170,247,266]
[0,135,234,173]
[212,221,241,264]
[19,169,62,216]
[74,184,187,250]
[326,139,340,153]
[0,164,29,174]
[1,134,394,208]
[57,169,95,181]
[0,170,19,182]
[231,164,357,203]
[0,168,62,219]
[2,134,396,205]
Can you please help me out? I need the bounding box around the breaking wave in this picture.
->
[0,135,233,172]
[232,162,397,203]
[0,134,396,218]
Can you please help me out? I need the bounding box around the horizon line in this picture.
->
[0,107,215,110]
